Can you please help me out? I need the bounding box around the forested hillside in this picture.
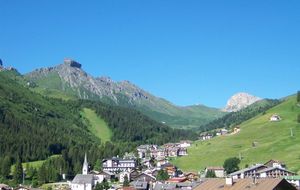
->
[0,70,196,185]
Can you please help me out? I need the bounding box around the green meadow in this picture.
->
[81,108,112,143]
[172,96,300,174]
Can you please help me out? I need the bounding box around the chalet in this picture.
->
[151,148,166,159]
[233,127,240,134]
[137,145,158,159]
[131,181,148,190]
[264,159,286,169]
[166,177,188,183]
[90,170,115,183]
[205,167,225,178]
[102,157,136,173]
[216,129,228,136]
[166,147,179,157]
[161,163,177,177]
[193,178,297,190]
[230,164,267,179]
[257,167,296,178]
[156,158,168,167]
[270,114,281,121]
[178,147,188,156]
[199,133,213,141]
[132,173,156,183]
[184,172,198,182]
[179,140,192,148]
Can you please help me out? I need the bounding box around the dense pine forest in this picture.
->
[0,71,197,186]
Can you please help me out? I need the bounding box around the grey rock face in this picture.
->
[26,59,151,104]
[223,92,261,112]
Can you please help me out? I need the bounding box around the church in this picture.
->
[70,154,96,190]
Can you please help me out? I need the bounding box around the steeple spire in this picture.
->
[82,153,88,175]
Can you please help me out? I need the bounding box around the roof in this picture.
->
[194,178,295,190]
[0,184,9,188]
[257,167,296,174]
[166,177,187,183]
[264,159,285,166]
[230,164,266,176]
[100,170,115,176]
[132,181,148,189]
[72,174,94,184]
[153,183,177,190]
[134,173,156,181]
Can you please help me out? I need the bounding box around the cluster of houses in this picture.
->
[69,148,300,190]
[202,159,300,189]
[137,141,191,160]
[70,151,201,190]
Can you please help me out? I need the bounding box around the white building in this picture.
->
[102,158,136,173]
[205,167,225,178]
[179,141,192,148]
[71,154,95,190]
[71,175,94,190]
[270,114,281,122]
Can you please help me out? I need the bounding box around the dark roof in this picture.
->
[230,164,266,176]
[72,174,94,184]
[132,181,148,190]
[257,167,296,174]
[194,178,296,190]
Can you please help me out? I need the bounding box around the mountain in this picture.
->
[223,92,261,112]
[199,98,281,132]
[0,70,196,164]
[25,59,225,129]
[172,95,300,174]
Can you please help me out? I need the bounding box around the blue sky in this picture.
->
[0,0,299,108]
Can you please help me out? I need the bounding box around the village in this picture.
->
[67,138,300,190]
[1,113,298,190]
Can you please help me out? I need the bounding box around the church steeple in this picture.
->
[82,153,88,175]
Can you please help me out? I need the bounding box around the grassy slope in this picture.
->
[81,108,112,143]
[172,96,300,174]
[11,155,60,172]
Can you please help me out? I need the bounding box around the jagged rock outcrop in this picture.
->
[26,59,150,103]
[25,58,225,129]
[223,92,261,112]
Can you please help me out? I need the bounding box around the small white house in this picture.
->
[270,114,281,122]
[205,167,225,178]
[179,141,192,148]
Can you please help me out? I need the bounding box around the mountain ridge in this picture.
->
[25,59,225,129]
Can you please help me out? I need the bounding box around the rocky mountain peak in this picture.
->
[223,92,261,112]
[63,58,82,69]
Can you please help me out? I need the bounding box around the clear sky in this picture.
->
[0,0,299,108]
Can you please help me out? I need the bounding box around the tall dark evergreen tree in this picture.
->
[13,159,23,184]
[297,91,300,103]
[1,156,12,178]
